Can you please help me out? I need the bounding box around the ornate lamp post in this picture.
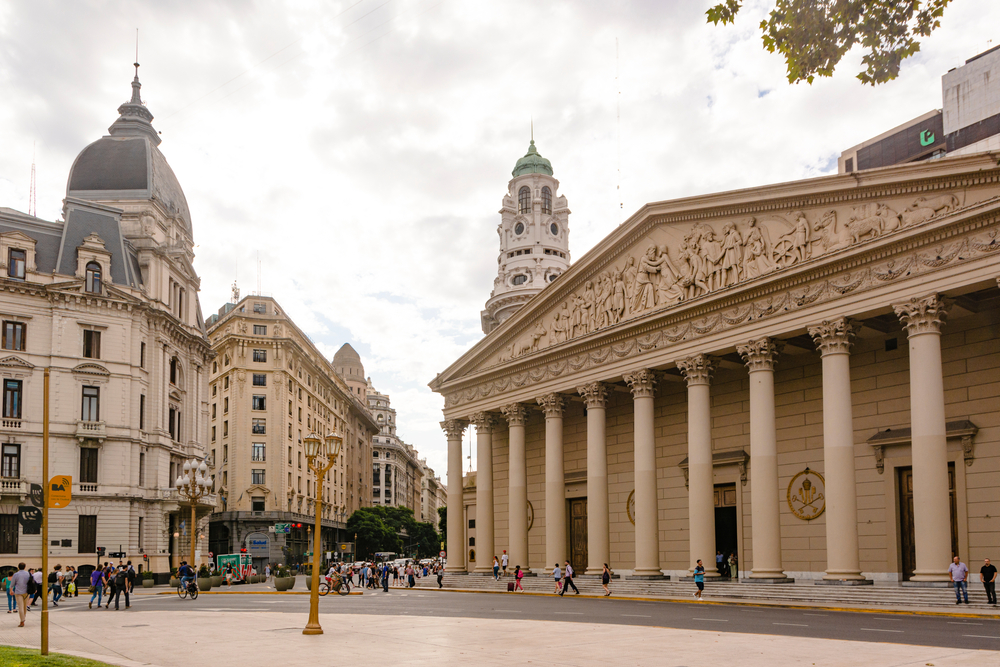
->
[303,431,342,636]
[175,459,211,569]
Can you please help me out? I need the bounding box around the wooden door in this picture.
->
[569,498,587,572]
[898,465,958,580]
[714,484,738,577]
[0,513,17,554]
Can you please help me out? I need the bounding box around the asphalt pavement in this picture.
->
[56,588,1000,651]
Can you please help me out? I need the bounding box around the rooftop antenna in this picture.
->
[28,141,36,217]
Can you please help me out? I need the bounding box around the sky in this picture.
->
[1,0,998,485]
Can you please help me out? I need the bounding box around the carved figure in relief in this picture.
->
[742,217,775,279]
[909,194,959,216]
[775,211,812,266]
[846,202,899,243]
[720,222,743,286]
[811,210,846,252]
[595,273,612,330]
[611,265,627,323]
[550,302,571,344]
[581,281,596,332]
[571,293,588,337]
[698,226,725,291]
[530,322,547,352]
[622,256,637,304]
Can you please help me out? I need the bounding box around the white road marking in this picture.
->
[554,612,583,615]
[621,614,652,618]
[861,628,904,633]
[873,617,903,621]
[692,618,728,622]
[801,613,827,617]
[963,635,999,639]
[948,621,982,625]
[773,623,808,627]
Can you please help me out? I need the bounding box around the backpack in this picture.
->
[115,570,127,587]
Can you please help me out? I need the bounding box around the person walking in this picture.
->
[602,563,612,597]
[406,564,416,589]
[728,552,738,579]
[11,563,31,627]
[88,567,105,609]
[226,564,234,589]
[981,558,997,605]
[104,564,116,609]
[265,563,272,585]
[552,563,562,594]
[125,562,136,607]
[66,566,78,598]
[501,551,509,578]
[949,556,970,604]
[29,567,43,606]
[436,563,444,589]
[113,566,129,610]
[560,561,579,596]
[716,551,725,578]
[382,563,390,592]
[693,559,706,600]
[492,556,500,581]
[514,565,524,592]
[48,564,63,607]
[3,570,14,613]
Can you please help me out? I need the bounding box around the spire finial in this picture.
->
[129,28,143,105]
[530,117,534,146]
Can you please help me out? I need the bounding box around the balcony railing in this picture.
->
[0,477,27,495]
[1,418,22,430]
[76,420,107,442]
[78,483,99,493]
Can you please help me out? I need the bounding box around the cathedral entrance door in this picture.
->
[898,464,958,580]
[714,484,738,578]
[569,498,588,573]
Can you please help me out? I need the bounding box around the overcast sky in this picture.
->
[1,0,997,485]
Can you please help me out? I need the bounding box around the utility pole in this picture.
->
[41,368,49,655]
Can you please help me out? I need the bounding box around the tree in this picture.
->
[346,505,440,560]
[707,0,953,85]
[437,506,447,540]
[346,508,399,559]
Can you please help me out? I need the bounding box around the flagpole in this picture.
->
[41,368,49,655]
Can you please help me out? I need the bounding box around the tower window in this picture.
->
[542,186,552,214]
[8,249,26,280]
[550,222,559,236]
[512,274,528,286]
[518,186,530,213]
[85,262,102,294]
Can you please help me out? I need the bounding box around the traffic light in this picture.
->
[97,547,106,557]
[241,547,247,553]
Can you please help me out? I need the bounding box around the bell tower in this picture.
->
[481,134,571,334]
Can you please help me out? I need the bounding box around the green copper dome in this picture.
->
[512,140,553,177]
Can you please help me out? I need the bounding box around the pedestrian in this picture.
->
[436,563,444,589]
[48,564,62,607]
[11,562,31,627]
[89,566,104,609]
[492,556,500,581]
[406,564,415,588]
[560,560,579,596]
[265,563,272,585]
[382,563,390,592]
[29,567,43,606]
[125,562,136,605]
[226,564,234,589]
[602,563,611,597]
[392,565,399,587]
[981,558,997,605]
[552,563,562,594]
[728,552,738,579]
[3,570,14,613]
[67,566,78,598]
[693,559,705,600]
[105,564,117,609]
[949,556,969,604]
[113,566,129,610]
[501,551,509,578]
[514,565,524,592]
[716,551,724,578]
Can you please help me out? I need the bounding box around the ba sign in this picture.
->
[48,475,72,508]
[245,532,270,558]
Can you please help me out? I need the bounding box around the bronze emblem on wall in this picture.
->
[626,489,636,526]
[527,500,534,531]
[787,467,826,521]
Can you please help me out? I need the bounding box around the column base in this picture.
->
[629,569,668,579]
[740,577,795,584]
[901,580,952,588]
[626,574,669,580]
[908,571,951,583]
[815,579,873,586]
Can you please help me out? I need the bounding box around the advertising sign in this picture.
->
[17,506,42,533]
[48,475,72,508]
[245,532,270,557]
[29,484,43,508]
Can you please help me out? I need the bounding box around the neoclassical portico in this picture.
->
[434,155,1000,583]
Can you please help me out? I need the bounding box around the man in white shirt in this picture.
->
[29,568,43,606]
[501,551,509,577]
[559,560,579,596]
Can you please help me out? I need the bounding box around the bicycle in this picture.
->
[318,574,351,597]
[176,579,199,600]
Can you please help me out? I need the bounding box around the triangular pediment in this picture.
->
[431,155,1000,401]
[72,362,110,376]
[246,484,271,496]
[0,355,34,369]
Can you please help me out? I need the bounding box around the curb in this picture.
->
[418,586,1000,619]
[153,589,363,596]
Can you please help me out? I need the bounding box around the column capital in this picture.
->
[500,403,529,426]
[536,393,565,418]
[470,411,497,433]
[623,368,657,398]
[808,317,861,356]
[440,419,468,439]
[577,381,608,408]
[893,294,953,337]
[676,354,717,386]
[737,337,781,372]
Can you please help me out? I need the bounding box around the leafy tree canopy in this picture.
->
[347,505,440,560]
[707,0,952,85]
[437,506,447,537]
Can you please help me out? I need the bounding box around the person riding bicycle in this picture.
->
[178,561,195,589]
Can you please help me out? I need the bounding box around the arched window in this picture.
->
[541,186,552,214]
[85,262,102,294]
[512,274,528,286]
[518,186,530,213]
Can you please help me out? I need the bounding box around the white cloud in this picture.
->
[1,0,997,483]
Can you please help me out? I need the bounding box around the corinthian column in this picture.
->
[808,318,866,583]
[624,368,662,578]
[894,294,953,582]
[501,403,530,573]
[677,354,719,577]
[737,337,787,581]
[578,381,609,575]
[471,412,496,574]
[538,393,566,573]
[441,419,468,572]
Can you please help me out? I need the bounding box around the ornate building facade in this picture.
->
[433,154,1000,584]
[366,378,422,514]
[481,139,571,334]
[205,297,378,567]
[0,67,214,576]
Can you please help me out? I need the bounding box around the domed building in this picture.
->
[0,65,214,579]
[333,343,368,399]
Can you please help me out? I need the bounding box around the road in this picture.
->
[58,589,1000,651]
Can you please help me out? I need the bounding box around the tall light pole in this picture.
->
[175,459,210,569]
[303,431,342,636]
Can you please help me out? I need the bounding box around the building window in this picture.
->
[8,249,26,280]
[78,515,97,554]
[211,425,216,442]
[80,448,98,484]
[223,445,228,462]
[3,380,22,419]
[224,376,229,389]
[550,222,559,236]
[140,341,146,368]
[81,386,100,421]
[224,397,229,413]
[223,421,229,437]
[252,497,265,512]
[170,358,178,384]
[251,469,265,485]
[518,186,530,213]
[138,516,144,551]
[253,325,267,335]
[253,349,267,363]
[1,443,20,478]
[253,302,266,314]
[541,186,552,214]
[512,274,528,286]
[139,394,145,430]
[168,407,177,440]
[213,361,218,374]
[252,419,266,434]
[85,262,102,293]
[2,321,25,351]
[212,403,217,419]
[139,452,145,486]
[83,330,101,359]
[253,373,266,387]
[252,395,266,411]
[252,443,265,462]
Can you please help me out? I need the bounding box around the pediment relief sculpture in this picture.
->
[494,192,967,367]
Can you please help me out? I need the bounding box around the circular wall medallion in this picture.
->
[626,489,636,526]
[514,222,525,235]
[550,222,558,235]
[786,467,826,520]
[527,500,534,531]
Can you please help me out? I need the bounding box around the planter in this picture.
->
[197,577,213,591]
[252,575,262,584]
[169,577,179,588]
[211,575,222,587]
[274,576,294,591]
[142,579,155,588]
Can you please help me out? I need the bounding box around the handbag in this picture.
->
[88,585,96,594]
[67,582,76,594]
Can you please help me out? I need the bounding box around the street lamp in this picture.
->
[175,459,211,570]
[303,431,342,636]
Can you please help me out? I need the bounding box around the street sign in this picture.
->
[274,523,291,534]
[48,475,72,508]
[17,506,42,533]
[439,551,446,558]
[29,484,43,508]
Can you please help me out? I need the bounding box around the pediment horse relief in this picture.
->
[493,192,964,364]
